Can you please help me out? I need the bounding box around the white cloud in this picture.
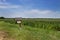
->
[0,5,22,8]
[0,0,6,3]
[0,9,60,18]
[23,9,55,14]
[0,0,22,8]
[7,9,60,18]
[2,0,6,2]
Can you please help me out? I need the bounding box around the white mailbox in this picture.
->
[15,17,22,27]
[17,21,21,23]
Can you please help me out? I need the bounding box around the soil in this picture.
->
[0,31,8,40]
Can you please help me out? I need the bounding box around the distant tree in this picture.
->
[0,17,5,19]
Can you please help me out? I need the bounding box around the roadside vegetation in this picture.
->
[0,18,60,40]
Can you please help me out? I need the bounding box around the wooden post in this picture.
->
[19,23,21,27]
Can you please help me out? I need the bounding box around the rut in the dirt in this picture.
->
[0,31,8,40]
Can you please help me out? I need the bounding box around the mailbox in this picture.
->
[15,17,22,27]
[17,21,21,23]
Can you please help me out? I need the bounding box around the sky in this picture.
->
[0,0,60,18]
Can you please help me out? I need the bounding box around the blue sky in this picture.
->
[0,0,60,18]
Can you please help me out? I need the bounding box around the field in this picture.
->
[0,18,60,40]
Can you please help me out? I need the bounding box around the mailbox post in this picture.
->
[15,17,22,27]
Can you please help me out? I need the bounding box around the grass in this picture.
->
[0,21,60,40]
[0,21,20,39]
[21,26,60,40]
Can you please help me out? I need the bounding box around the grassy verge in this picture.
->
[0,21,60,40]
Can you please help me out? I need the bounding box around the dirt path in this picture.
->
[0,31,8,40]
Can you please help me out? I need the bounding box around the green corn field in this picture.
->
[0,18,60,40]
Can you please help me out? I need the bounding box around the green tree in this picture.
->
[0,17,5,19]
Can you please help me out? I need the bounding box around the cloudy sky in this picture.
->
[0,0,60,18]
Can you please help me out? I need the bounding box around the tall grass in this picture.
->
[0,21,60,40]
[22,18,60,31]
[0,18,60,31]
[0,21,20,39]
